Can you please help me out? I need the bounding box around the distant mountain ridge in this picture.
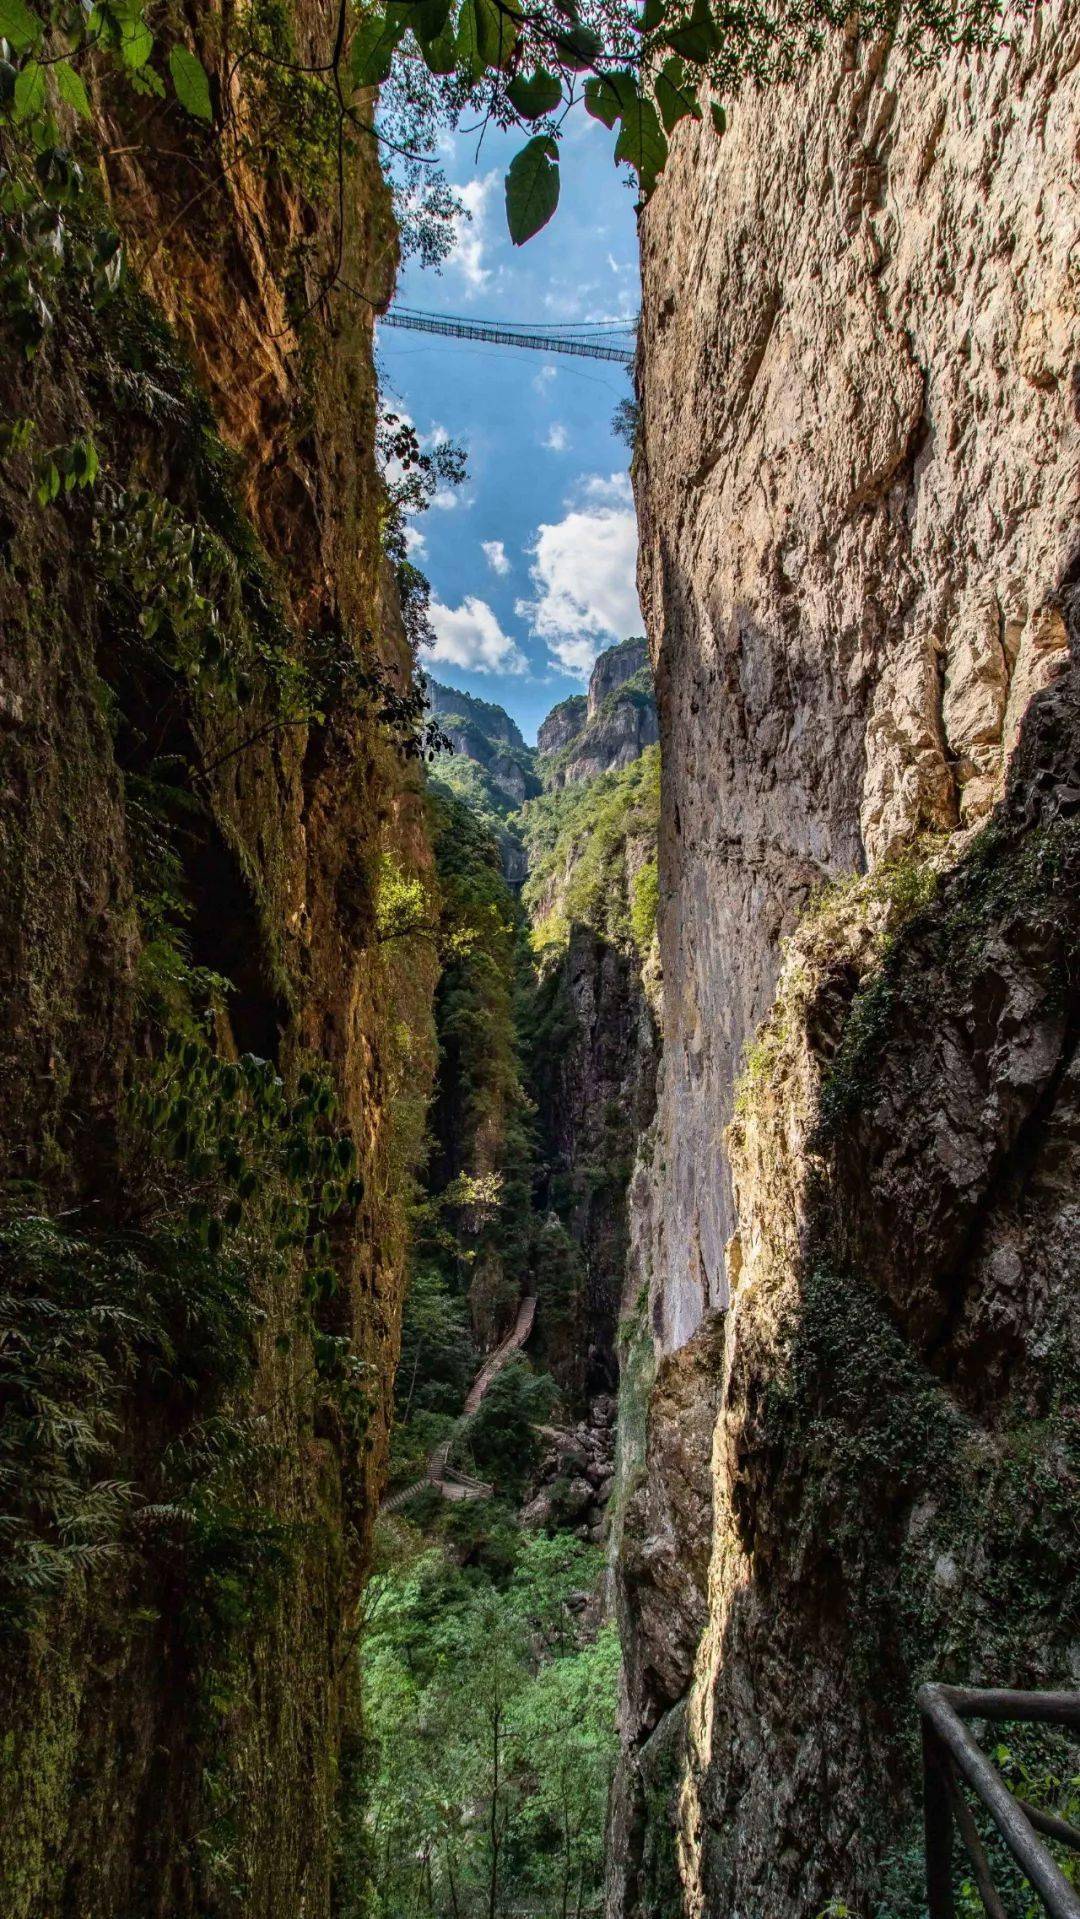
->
[537,638,658,790]
[426,642,658,886]
[428,680,527,753]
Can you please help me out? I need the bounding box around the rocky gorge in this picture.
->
[1,0,1077,1912]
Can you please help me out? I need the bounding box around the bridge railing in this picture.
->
[919,1684,1080,1918]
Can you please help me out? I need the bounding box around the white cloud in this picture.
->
[482,539,511,577]
[578,471,633,506]
[428,596,526,675]
[518,473,641,678]
[404,524,427,557]
[447,172,498,294]
[532,365,557,393]
[543,422,569,453]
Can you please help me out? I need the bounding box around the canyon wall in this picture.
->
[612,8,1079,1914]
[538,638,660,788]
[0,11,436,1914]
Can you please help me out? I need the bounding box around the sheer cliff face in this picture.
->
[615,15,1079,1917]
[540,640,660,788]
[635,14,1078,1353]
[0,11,435,1913]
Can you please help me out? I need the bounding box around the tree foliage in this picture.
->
[352,1526,619,1917]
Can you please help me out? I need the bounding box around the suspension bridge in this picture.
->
[380,304,637,364]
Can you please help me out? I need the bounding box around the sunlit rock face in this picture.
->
[610,14,1079,1918]
[540,640,660,789]
[634,14,1077,1357]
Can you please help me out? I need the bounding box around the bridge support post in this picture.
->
[923,1719,956,1919]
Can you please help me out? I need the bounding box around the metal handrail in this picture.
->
[919,1685,1080,1919]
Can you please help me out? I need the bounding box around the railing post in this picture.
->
[923,1717,956,1919]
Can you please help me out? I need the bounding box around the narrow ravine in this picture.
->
[2,0,1077,1913]
[347,648,661,1917]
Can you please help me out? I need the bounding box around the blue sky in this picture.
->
[376,111,643,743]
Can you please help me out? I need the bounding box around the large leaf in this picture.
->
[664,0,717,63]
[13,56,44,118]
[551,18,601,68]
[417,17,456,70]
[506,65,561,119]
[456,0,517,75]
[55,57,92,118]
[614,92,667,191]
[485,0,520,70]
[0,0,40,51]
[583,68,636,129]
[654,56,700,133]
[169,44,212,120]
[453,0,483,77]
[505,134,559,246]
[395,0,452,39]
[350,8,406,85]
[116,1,154,71]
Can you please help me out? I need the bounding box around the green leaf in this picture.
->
[640,0,662,27]
[350,7,405,84]
[664,0,717,64]
[614,92,667,191]
[34,457,59,506]
[583,69,636,129]
[63,436,99,487]
[13,57,44,119]
[116,3,153,70]
[417,19,456,69]
[551,18,601,67]
[506,65,561,120]
[399,0,452,42]
[169,44,212,119]
[710,100,726,135]
[485,0,519,69]
[654,57,700,133]
[455,0,515,77]
[55,57,92,119]
[505,133,559,245]
[0,0,40,50]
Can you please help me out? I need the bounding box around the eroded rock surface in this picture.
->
[540,640,659,789]
[612,12,1080,1916]
[635,12,1078,1352]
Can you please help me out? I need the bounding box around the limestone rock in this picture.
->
[612,12,1080,1918]
[632,9,1079,1355]
[540,640,659,790]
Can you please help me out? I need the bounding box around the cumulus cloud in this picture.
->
[447,172,498,294]
[578,471,633,506]
[517,473,641,678]
[543,422,569,453]
[428,596,526,674]
[482,539,511,576]
[532,365,557,393]
[404,524,427,557]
